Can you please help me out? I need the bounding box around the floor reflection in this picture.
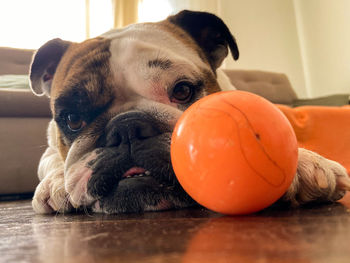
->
[1,199,349,263]
[183,203,350,263]
[31,208,216,263]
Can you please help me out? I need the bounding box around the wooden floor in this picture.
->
[1,196,350,263]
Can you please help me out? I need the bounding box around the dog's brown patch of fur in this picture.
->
[50,38,113,160]
[50,37,112,104]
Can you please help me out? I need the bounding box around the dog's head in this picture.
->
[29,10,239,213]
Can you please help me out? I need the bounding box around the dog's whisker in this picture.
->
[37,197,52,212]
[61,197,70,216]
[50,184,66,197]
[62,195,71,215]
[75,186,89,214]
[53,193,69,216]
[63,180,76,190]
[83,204,93,217]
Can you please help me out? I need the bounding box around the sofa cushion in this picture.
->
[0,117,50,194]
[292,94,350,107]
[223,69,298,104]
[0,47,34,75]
[0,90,51,118]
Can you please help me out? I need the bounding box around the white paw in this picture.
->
[282,148,350,206]
[32,174,72,214]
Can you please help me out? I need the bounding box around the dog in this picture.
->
[29,10,350,214]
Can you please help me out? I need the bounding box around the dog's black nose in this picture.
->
[106,111,161,147]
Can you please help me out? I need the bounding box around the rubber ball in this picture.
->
[171,90,298,215]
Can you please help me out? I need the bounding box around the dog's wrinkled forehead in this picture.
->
[30,10,239,102]
[105,22,216,105]
[104,22,210,71]
[41,23,214,117]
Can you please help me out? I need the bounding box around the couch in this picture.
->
[0,47,349,198]
[0,48,51,198]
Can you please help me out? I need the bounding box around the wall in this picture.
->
[294,0,350,97]
[168,0,219,14]
[219,0,350,97]
[218,0,308,97]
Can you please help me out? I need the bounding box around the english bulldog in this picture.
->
[30,10,350,214]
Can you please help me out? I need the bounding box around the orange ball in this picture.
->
[171,90,298,215]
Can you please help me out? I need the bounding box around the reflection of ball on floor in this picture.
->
[171,90,298,215]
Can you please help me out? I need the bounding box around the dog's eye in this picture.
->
[66,113,86,132]
[170,81,194,104]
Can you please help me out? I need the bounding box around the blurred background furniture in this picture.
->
[0,47,50,199]
[224,69,350,107]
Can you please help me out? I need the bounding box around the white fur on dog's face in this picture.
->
[105,23,211,103]
[58,20,239,212]
[61,24,220,211]
[30,11,239,213]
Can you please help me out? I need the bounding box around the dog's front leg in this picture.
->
[280,148,350,206]
[32,146,72,214]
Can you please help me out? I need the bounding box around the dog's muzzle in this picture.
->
[85,110,177,208]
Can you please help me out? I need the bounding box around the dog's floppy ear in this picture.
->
[168,10,239,70]
[30,38,71,97]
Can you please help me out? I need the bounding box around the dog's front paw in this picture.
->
[32,174,72,214]
[281,148,350,206]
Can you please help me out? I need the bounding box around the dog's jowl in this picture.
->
[29,10,350,214]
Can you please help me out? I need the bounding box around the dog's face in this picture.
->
[30,10,239,213]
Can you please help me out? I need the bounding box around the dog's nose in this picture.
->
[106,111,161,147]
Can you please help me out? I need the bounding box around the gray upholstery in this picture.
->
[223,69,298,104]
[0,47,34,75]
[0,89,50,117]
[0,118,49,194]
[0,47,49,195]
